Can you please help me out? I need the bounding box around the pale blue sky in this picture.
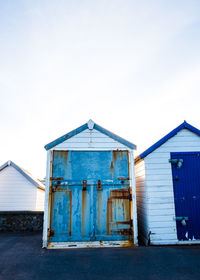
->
[0,0,200,178]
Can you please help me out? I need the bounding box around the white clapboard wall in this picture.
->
[54,129,129,150]
[0,165,45,211]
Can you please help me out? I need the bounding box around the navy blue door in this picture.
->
[49,151,132,242]
[171,152,200,241]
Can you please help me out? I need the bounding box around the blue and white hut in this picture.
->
[135,121,200,245]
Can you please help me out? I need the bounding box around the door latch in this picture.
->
[97,180,102,191]
[82,180,87,191]
[176,217,188,227]
[169,159,183,168]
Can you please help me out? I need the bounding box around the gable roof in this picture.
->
[135,121,200,163]
[45,119,136,150]
[0,160,45,190]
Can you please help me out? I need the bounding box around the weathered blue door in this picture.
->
[171,152,200,241]
[49,151,132,242]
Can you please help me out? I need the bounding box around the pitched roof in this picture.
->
[135,121,200,163]
[45,119,136,150]
[0,160,45,190]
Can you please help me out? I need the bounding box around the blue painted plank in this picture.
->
[50,151,132,242]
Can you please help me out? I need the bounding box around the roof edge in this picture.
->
[45,120,136,150]
[94,123,136,150]
[45,123,88,150]
[134,155,143,164]
[137,121,200,160]
[0,160,45,190]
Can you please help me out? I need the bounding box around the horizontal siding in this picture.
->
[145,168,172,175]
[170,129,199,137]
[145,174,171,181]
[139,206,175,216]
[148,220,176,228]
[152,146,200,153]
[143,128,200,245]
[146,191,174,198]
[148,196,174,204]
[150,233,177,241]
[149,227,177,234]
[148,215,175,222]
[53,129,128,150]
[0,166,42,211]
[137,186,173,193]
[168,136,200,142]
[148,202,174,210]
[145,163,172,169]
[54,143,129,149]
[36,188,45,211]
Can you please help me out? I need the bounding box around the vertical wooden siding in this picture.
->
[36,188,45,211]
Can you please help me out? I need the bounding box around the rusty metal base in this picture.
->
[47,240,133,249]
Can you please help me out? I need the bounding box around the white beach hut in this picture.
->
[0,160,45,231]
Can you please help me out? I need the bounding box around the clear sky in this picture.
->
[0,0,200,179]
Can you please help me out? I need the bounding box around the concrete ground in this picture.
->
[0,233,200,280]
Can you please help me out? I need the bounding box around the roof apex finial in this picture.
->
[87,119,95,130]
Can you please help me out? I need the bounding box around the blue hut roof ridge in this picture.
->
[135,121,200,163]
[45,120,136,150]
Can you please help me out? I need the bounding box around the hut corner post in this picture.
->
[129,150,138,245]
[43,150,51,248]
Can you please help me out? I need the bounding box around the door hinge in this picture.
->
[117,177,129,180]
[51,185,58,192]
[50,177,64,181]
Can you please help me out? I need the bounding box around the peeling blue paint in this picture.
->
[49,151,132,242]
